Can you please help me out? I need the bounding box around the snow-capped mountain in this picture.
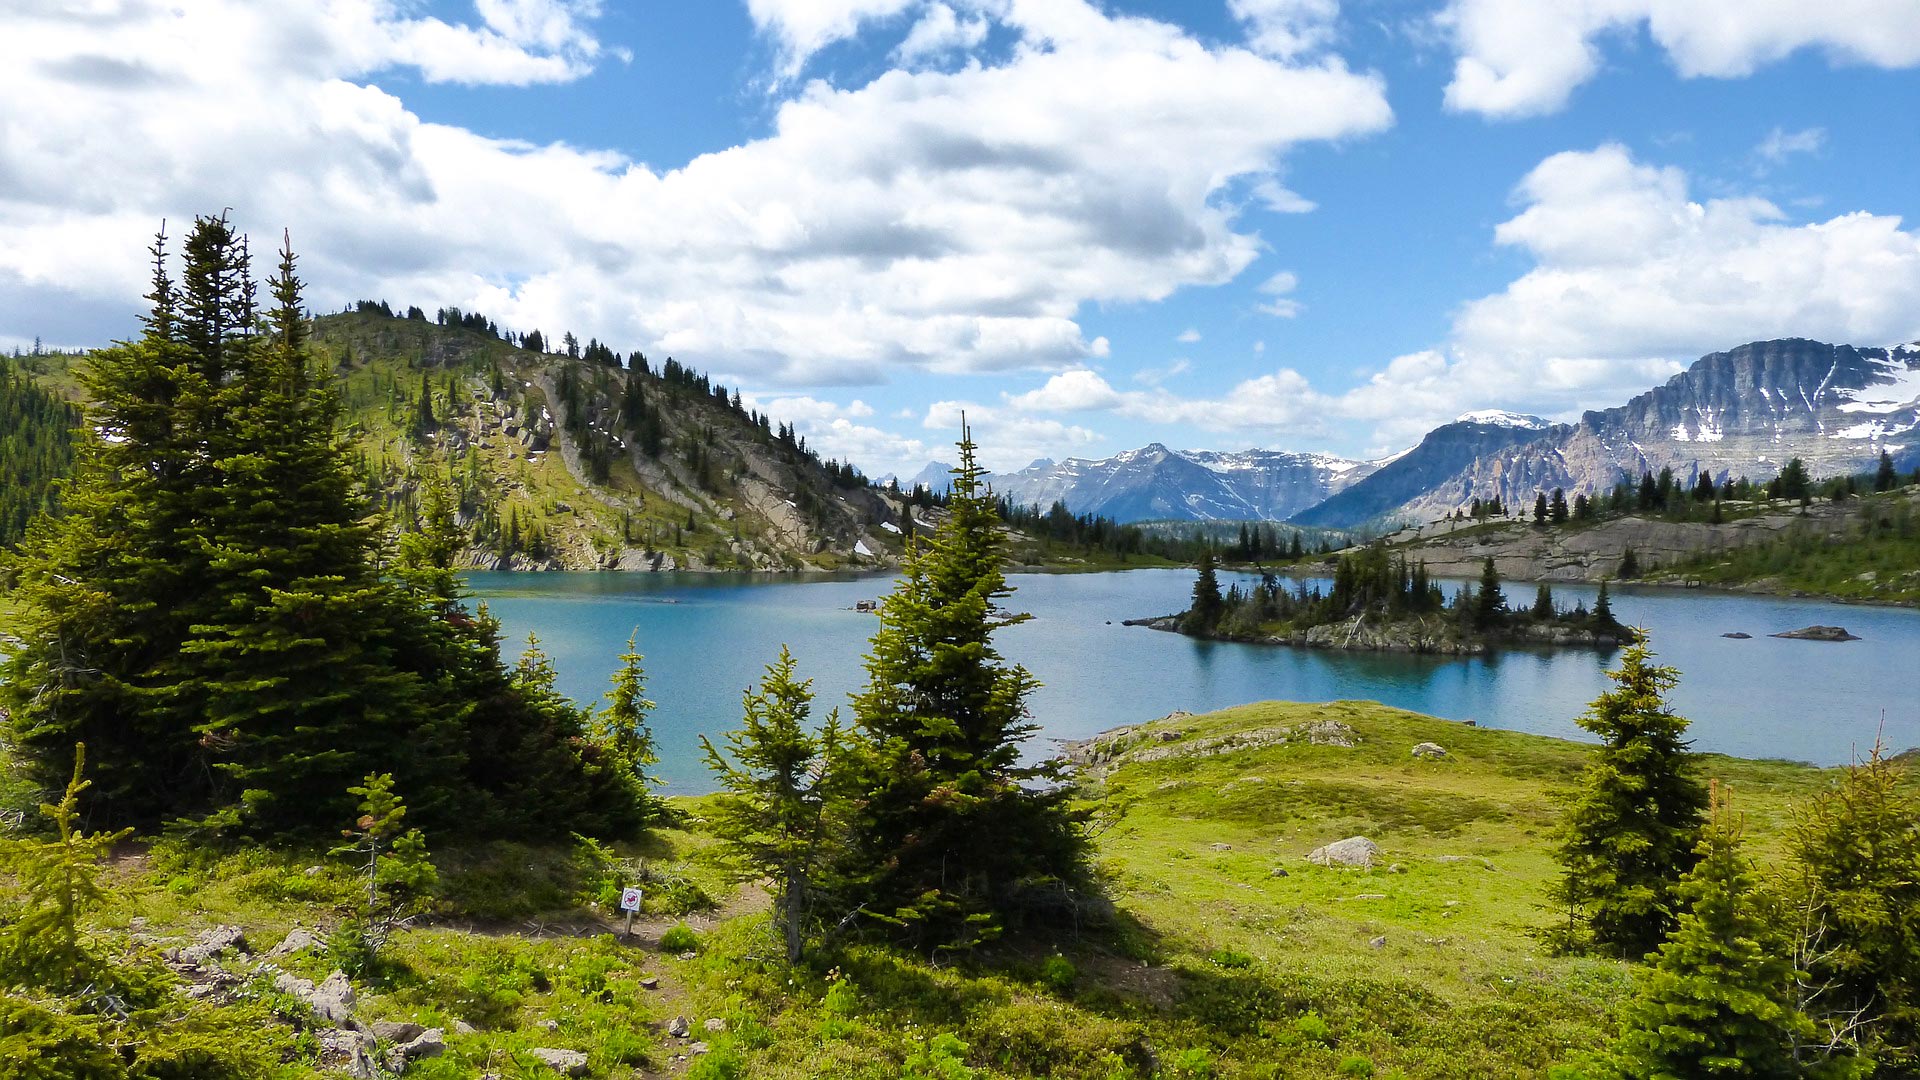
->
[988,444,1379,523]
[1297,339,1920,527]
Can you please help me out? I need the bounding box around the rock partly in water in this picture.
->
[1307,837,1380,868]
[1771,625,1860,642]
[1721,632,1752,639]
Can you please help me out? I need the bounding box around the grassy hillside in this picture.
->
[312,309,909,572]
[25,699,1855,1079]
[1648,486,1920,603]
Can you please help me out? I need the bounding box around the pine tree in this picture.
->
[1183,549,1226,634]
[4,218,647,843]
[700,647,843,962]
[1610,785,1852,1079]
[1535,492,1549,524]
[1,224,220,823]
[1875,452,1898,493]
[1593,580,1622,634]
[1531,583,1556,619]
[596,633,664,821]
[1549,631,1709,958]
[0,746,131,995]
[1472,556,1507,631]
[1551,487,1570,524]
[1790,743,1920,1071]
[833,423,1095,948]
[181,232,461,835]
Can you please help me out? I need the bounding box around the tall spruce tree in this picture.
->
[1549,630,1709,958]
[1610,785,1857,1080]
[1,224,220,822]
[3,217,647,841]
[833,424,1095,948]
[183,232,462,834]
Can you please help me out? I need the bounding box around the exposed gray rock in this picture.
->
[704,1017,727,1033]
[667,1015,691,1038]
[1411,742,1448,760]
[275,970,357,1028]
[175,924,248,966]
[371,1020,424,1044]
[1772,625,1861,641]
[267,928,321,959]
[388,1028,445,1071]
[1722,632,1753,639]
[529,1048,589,1076]
[1307,837,1380,868]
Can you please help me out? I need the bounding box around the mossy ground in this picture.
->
[16,701,1854,1078]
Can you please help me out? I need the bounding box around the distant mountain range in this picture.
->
[904,338,1920,529]
[982,444,1378,523]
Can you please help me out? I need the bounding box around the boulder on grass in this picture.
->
[1307,837,1380,868]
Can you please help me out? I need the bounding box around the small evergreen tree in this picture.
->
[1549,631,1709,958]
[1593,580,1622,634]
[1791,743,1920,1072]
[1531,583,1556,619]
[330,773,436,975]
[1611,785,1854,1080]
[597,632,664,821]
[1551,487,1570,523]
[700,647,843,962]
[0,746,131,995]
[1618,547,1641,578]
[1183,550,1226,635]
[1875,452,1898,493]
[1472,556,1507,631]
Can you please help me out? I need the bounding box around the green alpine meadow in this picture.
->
[6,4,1920,1076]
[0,217,1917,1078]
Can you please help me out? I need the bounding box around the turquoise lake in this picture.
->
[464,569,1920,793]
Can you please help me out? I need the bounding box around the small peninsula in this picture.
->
[1135,546,1629,655]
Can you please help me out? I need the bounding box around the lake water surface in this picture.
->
[465,569,1920,792]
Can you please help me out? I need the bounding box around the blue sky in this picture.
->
[4,1,1919,476]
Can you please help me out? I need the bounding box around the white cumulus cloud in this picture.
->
[0,0,1393,387]
[1439,0,1920,118]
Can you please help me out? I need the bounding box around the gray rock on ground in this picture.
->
[529,1048,589,1076]
[274,969,357,1027]
[1411,742,1448,759]
[667,1015,692,1038]
[267,927,322,959]
[1307,837,1380,868]
[371,1020,425,1044]
[176,925,248,966]
[388,1028,445,1071]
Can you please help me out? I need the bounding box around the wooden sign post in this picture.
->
[619,885,643,937]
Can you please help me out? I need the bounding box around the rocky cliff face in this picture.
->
[1290,415,1553,528]
[1300,340,1920,528]
[990,443,1377,523]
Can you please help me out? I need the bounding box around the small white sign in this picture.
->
[619,886,643,913]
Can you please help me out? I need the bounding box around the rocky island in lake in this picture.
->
[1133,545,1630,655]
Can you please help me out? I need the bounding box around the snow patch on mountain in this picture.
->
[1455,410,1550,429]
[1836,356,1920,415]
